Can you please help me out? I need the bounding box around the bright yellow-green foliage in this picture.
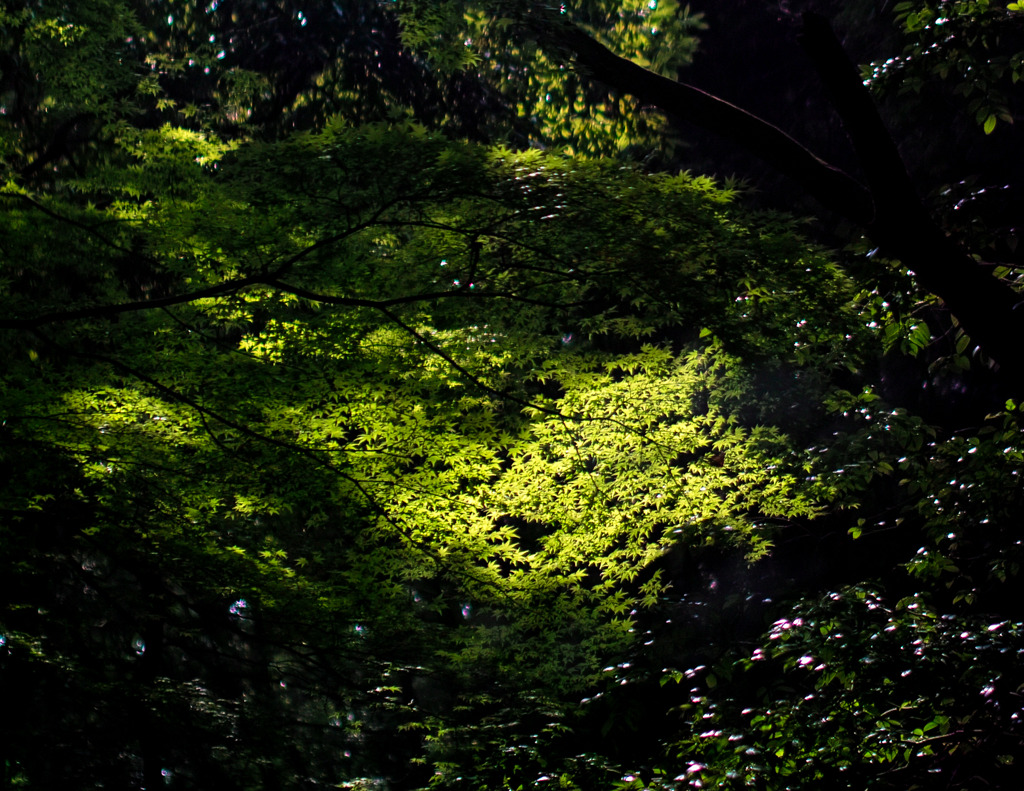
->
[0,9,905,774]
[0,7,947,785]
[6,2,1024,789]
[2,118,860,765]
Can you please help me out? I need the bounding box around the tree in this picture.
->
[3,1,1024,790]
[1,102,861,784]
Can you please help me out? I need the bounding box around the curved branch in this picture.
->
[0,276,267,329]
[538,17,875,224]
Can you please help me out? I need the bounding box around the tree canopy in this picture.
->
[3,1,1024,790]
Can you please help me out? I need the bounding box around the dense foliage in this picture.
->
[3,1,1024,790]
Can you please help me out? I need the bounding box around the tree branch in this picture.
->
[0,276,268,329]
[537,16,875,224]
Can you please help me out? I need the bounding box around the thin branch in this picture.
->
[0,275,267,329]
[3,190,145,260]
[263,277,568,310]
[0,225,573,330]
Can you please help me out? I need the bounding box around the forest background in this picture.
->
[3,0,1024,788]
